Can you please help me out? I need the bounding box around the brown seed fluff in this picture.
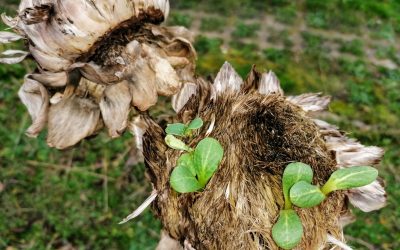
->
[142,78,346,250]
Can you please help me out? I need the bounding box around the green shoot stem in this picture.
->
[321,182,334,195]
[284,195,292,210]
[198,175,208,188]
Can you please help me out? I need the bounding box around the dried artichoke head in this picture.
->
[134,62,386,250]
[1,0,196,149]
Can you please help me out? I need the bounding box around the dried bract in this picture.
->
[140,63,386,250]
[1,0,196,149]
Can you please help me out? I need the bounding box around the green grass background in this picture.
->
[1,1,399,249]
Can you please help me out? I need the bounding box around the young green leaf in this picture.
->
[193,138,224,187]
[177,153,196,176]
[165,135,192,152]
[166,123,187,136]
[290,181,326,208]
[272,210,303,250]
[187,118,204,130]
[321,166,378,195]
[170,165,202,193]
[282,162,314,209]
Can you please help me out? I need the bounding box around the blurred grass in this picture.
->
[1,0,400,249]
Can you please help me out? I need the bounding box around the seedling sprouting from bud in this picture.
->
[290,181,326,208]
[282,162,313,209]
[165,118,224,193]
[165,135,192,152]
[165,118,204,137]
[272,210,303,250]
[272,162,379,249]
[321,166,379,195]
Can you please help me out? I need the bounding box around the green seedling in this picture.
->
[193,138,224,187]
[273,162,379,249]
[290,181,325,208]
[166,118,204,137]
[282,162,313,209]
[321,166,378,195]
[165,118,224,193]
[272,210,303,250]
[165,135,192,152]
[165,123,187,136]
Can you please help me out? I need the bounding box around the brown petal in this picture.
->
[0,50,29,64]
[156,231,182,250]
[31,71,68,87]
[171,82,197,113]
[326,234,352,250]
[258,71,283,96]
[1,13,19,28]
[313,119,342,137]
[73,62,120,84]
[129,116,149,153]
[347,180,387,212]
[99,81,132,138]
[0,31,24,44]
[126,52,158,111]
[47,96,100,149]
[18,77,49,137]
[213,62,243,98]
[325,136,384,166]
[19,4,53,25]
[129,79,158,111]
[287,93,331,112]
[144,45,181,96]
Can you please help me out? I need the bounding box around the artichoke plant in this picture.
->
[1,1,388,249]
[132,63,387,250]
[0,0,196,149]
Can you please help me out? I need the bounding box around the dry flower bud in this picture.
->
[1,0,197,149]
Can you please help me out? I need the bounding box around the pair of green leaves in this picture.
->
[282,162,325,209]
[165,118,224,193]
[165,118,203,137]
[283,163,378,209]
[272,162,379,249]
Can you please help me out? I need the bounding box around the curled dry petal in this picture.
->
[75,78,106,103]
[0,50,29,64]
[47,96,101,149]
[0,31,24,44]
[31,71,68,88]
[125,45,158,111]
[19,4,53,25]
[99,81,132,138]
[313,119,342,137]
[326,234,352,250]
[156,231,183,250]
[172,82,198,113]
[258,71,284,96]
[1,14,19,28]
[339,211,356,228]
[143,44,181,95]
[119,190,158,224]
[72,62,120,85]
[129,116,149,153]
[287,93,331,112]
[18,77,49,137]
[325,136,384,166]
[347,180,387,212]
[213,62,243,97]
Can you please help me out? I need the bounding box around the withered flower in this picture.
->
[1,0,196,149]
[133,63,386,249]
